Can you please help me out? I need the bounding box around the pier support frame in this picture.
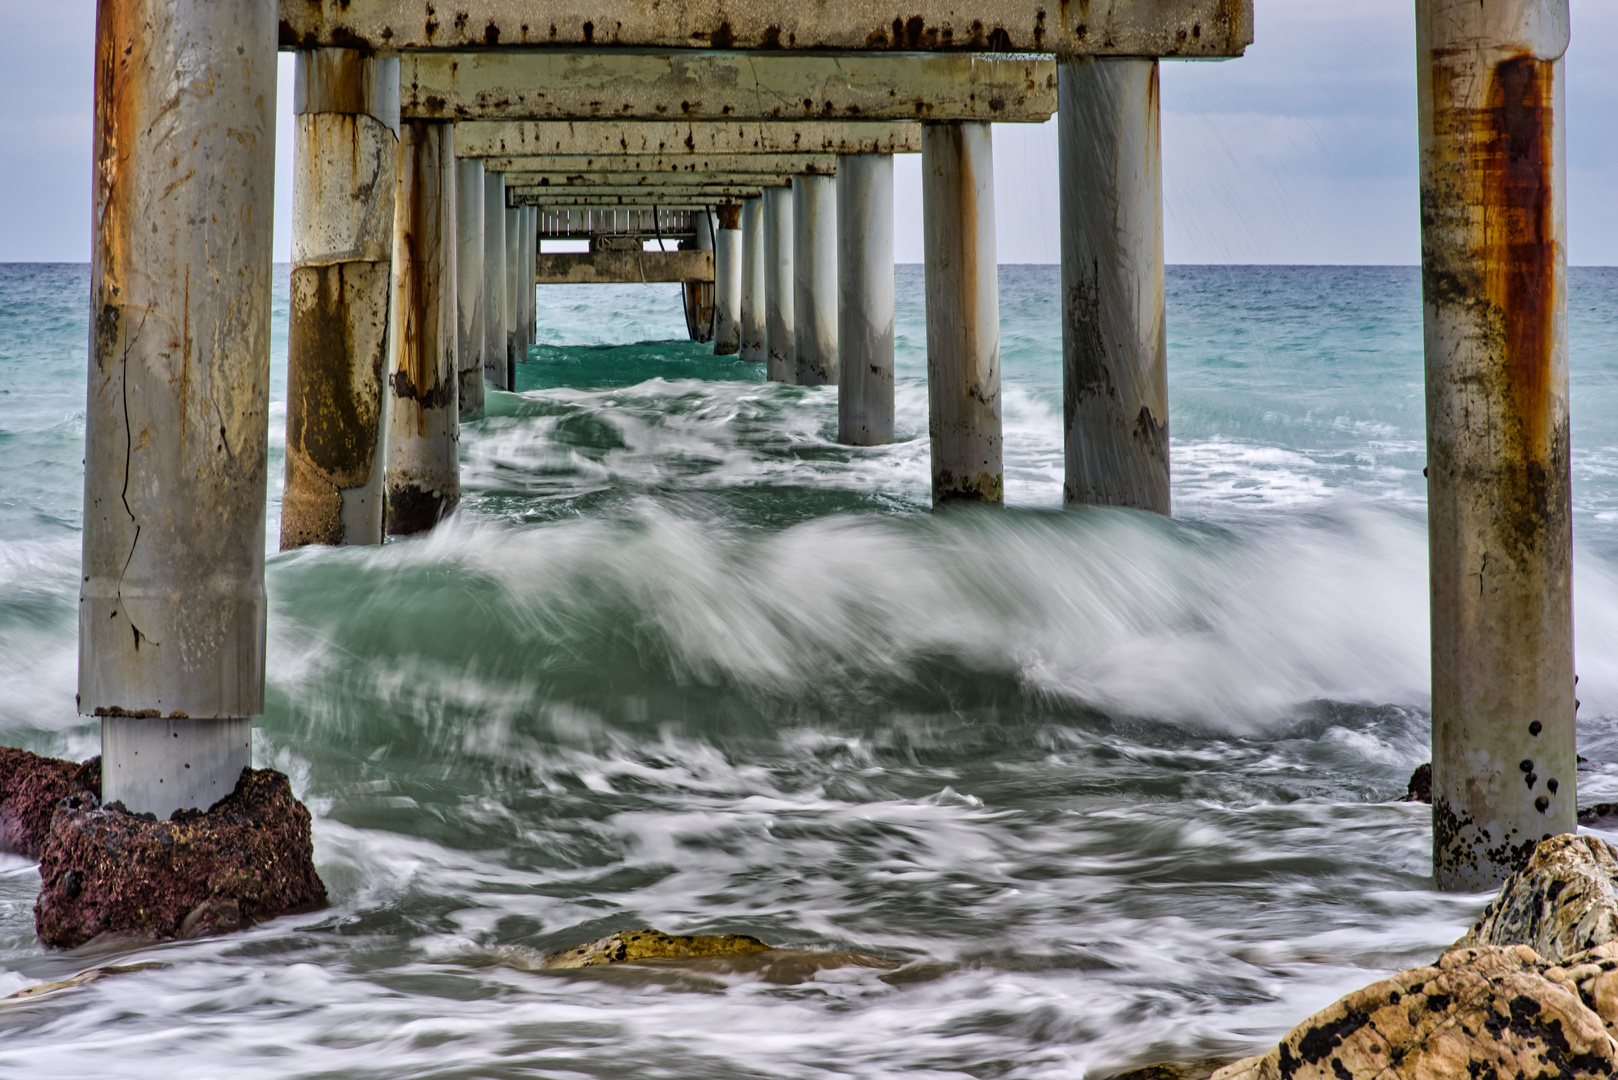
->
[521,205,537,362]
[922,122,1001,504]
[1418,0,1575,890]
[482,172,508,391]
[1058,57,1169,514]
[456,157,486,419]
[837,154,895,445]
[683,211,717,342]
[740,196,766,362]
[793,174,838,385]
[82,0,276,813]
[281,49,399,549]
[714,203,743,356]
[504,202,521,388]
[763,187,795,382]
[385,120,460,535]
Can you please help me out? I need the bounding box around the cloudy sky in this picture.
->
[2,0,1614,265]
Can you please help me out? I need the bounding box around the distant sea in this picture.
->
[0,263,1616,1077]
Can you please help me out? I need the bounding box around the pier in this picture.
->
[75,0,1573,925]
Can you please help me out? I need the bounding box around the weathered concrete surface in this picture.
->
[1456,834,1618,965]
[456,157,486,419]
[456,120,923,158]
[482,170,508,390]
[837,153,896,445]
[713,203,743,355]
[279,0,1252,56]
[762,187,795,382]
[81,0,276,721]
[482,153,839,176]
[538,207,700,238]
[739,197,766,361]
[102,716,251,818]
[792,174,837,385]
[1418,0,1575,890]
[386,120,461,536]
[922,122,1002,504]
[536,250,714,284]
[35,768,327,948]
[513,192,763,208]
[1212,944,1618,1080]
[684,210,717,343]
[506,171,792,189]
[504,203,521,386]
[283,49,399,550]
[1060,56,1169,514]
[398,53,1056,123]
[0,749,99,859]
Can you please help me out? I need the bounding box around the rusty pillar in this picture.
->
[714,202,742,356]
[456,157,486,419]
[763,187,795,382]
[793,174,838,386]
[922,122,1002,505]
[504,203,521,388]
[385,120,460,536]
[837,154,895,446]
[682,210,716,343]
[282,50,399,550]
[739,196,767,362]
[1420,0,1574,890]
[482,171,508,391]
[1059,57,1169,515]
[82,0,275,814]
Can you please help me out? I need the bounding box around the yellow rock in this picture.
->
[541,929,772,969]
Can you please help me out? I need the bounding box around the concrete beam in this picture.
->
[521,196,730,208]
[505,172,792,188]
[537,250,715,284]
[510,185,768,201]
[280,0,1251,56]
[456,120,923,158]
[400,53,1055,122]
[480,153,840,176]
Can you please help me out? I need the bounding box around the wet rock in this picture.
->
[532,928,899,986]
[0,962,167,1007]
[0,748,100,859]
[1399,762,1430,804]
[1101,1059,1234,1080]
[542,929,773,968]
[1211,944,1618,1080]
[1454,833,1618,964]
[34,768,326,948]
[1580,802,1618,828]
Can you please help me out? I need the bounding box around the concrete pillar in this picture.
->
[763,187,795,382]
[455,157,486,419]
[922,122,1002,505]
[385,120,460,536]
[1059,58,1169,515]
[837,155,896,446]
[739,196,766,362]
[713,203,742,356]
[793,174,838,386]
[1418,0,1574,890]
[522,205,537,358]
[682,210,716,343]
[281,50,398,551]
[482,172,507,391]
[504,203,521,388]
[82,0,275,815]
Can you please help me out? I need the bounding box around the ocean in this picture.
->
[1,262,1616,1077]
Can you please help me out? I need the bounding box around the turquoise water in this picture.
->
[0,262,1616,1077]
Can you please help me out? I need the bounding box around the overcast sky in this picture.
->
[2,0,1614,265]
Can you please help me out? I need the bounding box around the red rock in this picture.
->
[35,767,327,948]
[0,748,100,859]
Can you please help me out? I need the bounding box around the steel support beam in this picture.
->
[1419,0,1575,891]
[280,0,1252,56]
[455,120,924,158]
[85,0,276,814]
[398,53,1055,123]
[922,122,1001,505]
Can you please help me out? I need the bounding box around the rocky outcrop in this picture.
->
[1400,762,1430,804]
[1212,944,1618,1080]
[0,749,100,858]
[1455,834,1618,964]
[1211,835,1618,1080]
[35,768,327,948]
[542,929,774,968]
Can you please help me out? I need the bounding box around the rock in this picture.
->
[1101,1059,1234,1080]
[1211,944,1618,1080]
[1580,803,1618,828]
[0,962,166,1007]
[0,749,100,859]
[1454,833,1618,964]
[1400,762,1431,804]
[542,929,773,968]
[34,767,327,948]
